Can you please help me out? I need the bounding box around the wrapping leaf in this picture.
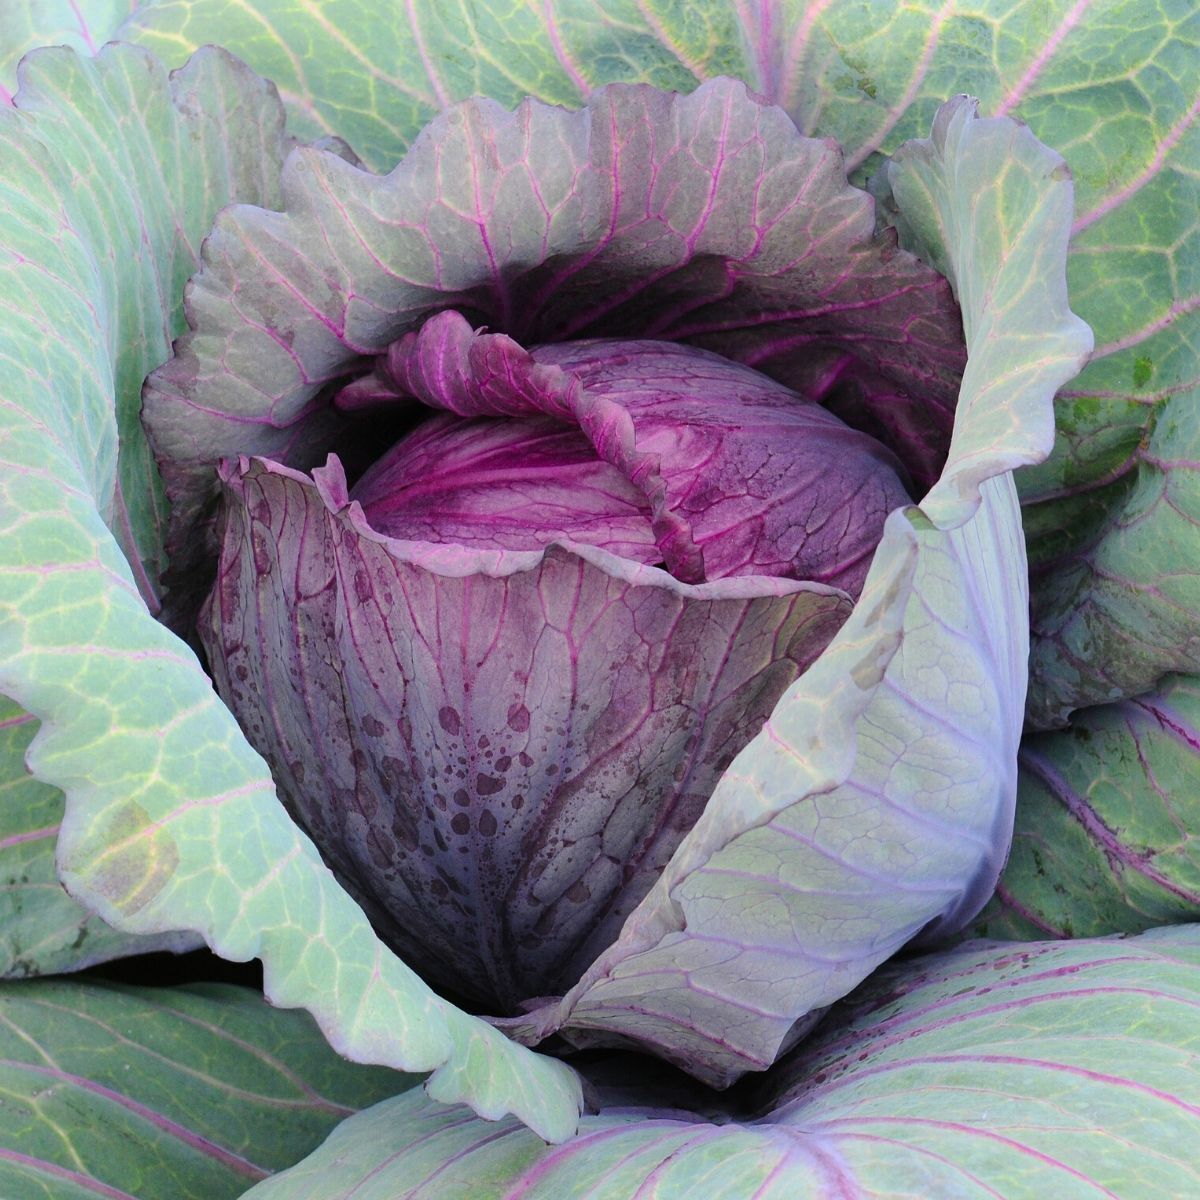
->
[203,454,849,1010]
[241,926,1200,1199]
[0,41,581,1142]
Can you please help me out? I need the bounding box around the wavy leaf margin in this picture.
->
[0,42,582,1142]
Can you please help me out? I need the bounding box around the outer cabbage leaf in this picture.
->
[240,925,1200,1199]
[0,42,582,1141]
[0,976,412,1198]
[974,673,1200,941]
[144,77,1086,1084]
[0,1,133,98]
[107,0,1200,763]
[496,96,1090,1081]
[110,0,740,172]
[0,694,198,976]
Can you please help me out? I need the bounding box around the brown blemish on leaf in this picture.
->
[86,802,179,917]
[850,640,897,690]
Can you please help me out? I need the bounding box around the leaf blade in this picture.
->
[0,41,582,1142]
[0,977,414,1199]
[241,926,1200,1199]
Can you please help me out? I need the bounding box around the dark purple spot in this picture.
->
[566,880,591,903]
[518,752,533,768]
[476,774,504,796]
[450,813,471,836]
[478,735,490,749]
[478,809,497,837]
[431,878,448,898]
[546,764,559,776]
[494,755,512,773]
[453,788,471,808]
[251,528,273,575]
[235,664,249,682]
[438,706,461,736]
[362,714,386,737]
[511,794,524,811]
[353,569,372,603]
[391,813,418,852]
[507,703,530,732]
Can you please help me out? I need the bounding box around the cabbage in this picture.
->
[0,4,1195,1196]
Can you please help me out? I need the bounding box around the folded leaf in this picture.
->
[350,317,912,593]
[0,42,582,1142]
[0,976,413,1199]
[202,453,849,1010]
[497,94,1089,1084]
[240,925,1200,1199]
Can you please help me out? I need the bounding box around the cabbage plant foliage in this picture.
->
[0,2,1196,1197]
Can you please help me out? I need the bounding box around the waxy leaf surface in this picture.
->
[0,977,412,1198]
[242,926,1200,1199]
[0,695,198,977]
[0,42,581,1141]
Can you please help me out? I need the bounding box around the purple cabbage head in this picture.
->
[145,79,965,1019]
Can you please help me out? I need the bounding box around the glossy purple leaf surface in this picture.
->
[203,455,849,1008]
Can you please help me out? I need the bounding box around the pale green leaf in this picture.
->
[0,0,134,95]
[0,976,412,1199]
[0,41,581,1142]
[0,694,198,976]
[242,926,1200,1199]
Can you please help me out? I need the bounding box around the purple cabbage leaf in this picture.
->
[143,81,1090,1089]
[0,1,1192,1183]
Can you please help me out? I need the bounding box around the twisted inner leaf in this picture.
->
[350,311,912,594]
